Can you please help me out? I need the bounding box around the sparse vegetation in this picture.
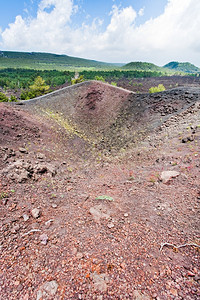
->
[149,84,166,93]
[0,92,9,102]
[20,76,50,100]
[0,191,8,199]
[94,76,105,82]
[71,75,85,85]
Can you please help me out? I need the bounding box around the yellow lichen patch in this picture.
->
[42,109,96,145]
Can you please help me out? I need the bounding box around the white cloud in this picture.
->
[0,0,200,66]
[138,7,144,17]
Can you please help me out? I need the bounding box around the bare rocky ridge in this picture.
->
[0,81,200,299]
[19,81,200,151]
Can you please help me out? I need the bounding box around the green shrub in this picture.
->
[149,84,166,93]
[0,92,9,102]
[29,76,50,96]
[95,76,105,82]
[9,95,17,102]
[111,81,117,86]
[20,76,50,100]
[71,75,85,85]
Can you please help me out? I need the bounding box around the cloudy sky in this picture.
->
[0,0,200,66]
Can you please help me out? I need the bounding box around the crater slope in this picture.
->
[19,80,200,151]
[0,81,199,299]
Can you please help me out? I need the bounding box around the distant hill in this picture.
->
[164,61,200,73]
[122,62,165,72]
[0,51,121,70]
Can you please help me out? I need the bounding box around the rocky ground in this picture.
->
[0,80,199,299]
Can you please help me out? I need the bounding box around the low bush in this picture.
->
[149,84,166,93]
[0,92,9,102]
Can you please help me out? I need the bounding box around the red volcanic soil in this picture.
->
[0,81,200,299]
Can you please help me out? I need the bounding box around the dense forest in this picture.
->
[0,68,170,91]
[0,51,121,70]
[0,67,199,102]
[0,68,74,89]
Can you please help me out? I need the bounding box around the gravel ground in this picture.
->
[0,81,199,299]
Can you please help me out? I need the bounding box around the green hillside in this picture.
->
[122,61,164,72]
[0,51,120,70]
[164,61,200,73]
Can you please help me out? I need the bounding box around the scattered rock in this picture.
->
[89,204,110,222]
[11,224,20,233]
[40,233,48,245]
[19,147,28,154]
[31,208,41,219]
[36,164,48,174]
[37,280,58,300]
[76,252,84,259]
[124,213,129,217]
[182,135,194,143]
[170,288,178,297]
[36,153,45,160]
[1,159,33,182]
[160,171,180,183]
[17,170,30,183]
[1,159,57,182]
[91,272,109,292]
[107,222,114,229]
[51,203,57,208]
[188,271,195,277]
[2,198,8,205]
[46,163,57,176]
[23,214,29,221]
[133,290,150,299]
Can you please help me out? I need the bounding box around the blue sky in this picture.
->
[0,0,200,66]
[0,0,168,30]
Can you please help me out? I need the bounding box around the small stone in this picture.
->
[76,252,83,259]
[120,262,126,269]
[21,293,29,300]
[152,293,157,298]
[51,203,57,208]
[188,271,195,277]
[31,208,41,219]
[92,272,109,292]
[133,290,150,299]
[194,275,200,281]
[2,199,8,205]
[124,213,129,217]
[36,153,45,160]
[193,267,198,274]
[36,164,47,174]
[37,280,58,300]
[40,234,48,245]
[170,288,178,297]
[19,147,28,154]
[72,247,78,255]
[89,205,110,222]
[11,224,20,233]
[23,214,29,221]
[160,171,180,183]
[107,222,114,229]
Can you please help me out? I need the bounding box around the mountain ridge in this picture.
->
[0,51,199,73]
